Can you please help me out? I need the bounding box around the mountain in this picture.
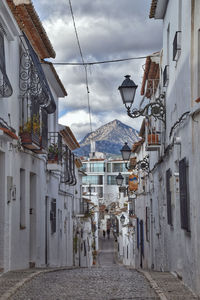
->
[74,119,139,156]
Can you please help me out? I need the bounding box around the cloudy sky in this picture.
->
[33,0,162,141]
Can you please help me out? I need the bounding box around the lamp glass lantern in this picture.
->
[120,214,125,224]
[120,142,132,161]
[118,75,138,108]
[116,172,124,186]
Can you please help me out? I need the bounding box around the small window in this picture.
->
[166,169,172,225]
[0,26,13,97]
[173,31,181,61]
[163,65,169,87]
[50,199,56,234]
[179,158,190,231]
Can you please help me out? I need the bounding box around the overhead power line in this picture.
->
[68,0,93,134]
[52,54,159,66]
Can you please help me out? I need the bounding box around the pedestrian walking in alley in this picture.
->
[107,228,110,239]
[103,230,106,238]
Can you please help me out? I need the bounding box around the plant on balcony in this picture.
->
[19,114,41,148]
[20,114,40,135]
[48,143,59,162]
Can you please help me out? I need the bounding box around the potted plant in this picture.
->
[19,114,40,148]
[48,143,59,162]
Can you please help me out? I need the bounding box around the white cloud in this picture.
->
[33,0,162,140]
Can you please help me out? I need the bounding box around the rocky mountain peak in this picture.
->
[75,119,139,156]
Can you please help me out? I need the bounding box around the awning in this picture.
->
[20,33,56,114]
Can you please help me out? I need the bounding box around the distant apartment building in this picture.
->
[81,151,130,207]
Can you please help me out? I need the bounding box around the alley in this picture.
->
[8,237,159,300]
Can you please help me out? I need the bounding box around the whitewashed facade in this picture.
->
[132,0,200,295]
[0,0,85,273]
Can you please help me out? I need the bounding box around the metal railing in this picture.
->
[48,132,62,163]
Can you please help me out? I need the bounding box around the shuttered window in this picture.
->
[50,199,56,234]
[166,169,172,225]
[179,158,190,231]
[137,218,140,249]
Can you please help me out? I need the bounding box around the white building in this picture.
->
[0,0,85,273]
[130,0,200,295]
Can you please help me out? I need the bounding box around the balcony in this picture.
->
[60,146,77,185]
[173,31,181,61]
[20,111,41,151]
[47,132,62,171]
[145,123,161,151]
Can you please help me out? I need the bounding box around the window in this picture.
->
[50,199,56,234]
[166,169,172,225]
[89,162,104,172]
[179,158,190,231]
[163,65,169,87]
[173,31,181,61]
[107,175,117,185]
[82,175,103,185]
[0,25,12,97]
[112,163,127,172]
[145,207,150,241]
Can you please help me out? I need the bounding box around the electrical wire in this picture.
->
[68,0,93,134]
[52,54,159,66]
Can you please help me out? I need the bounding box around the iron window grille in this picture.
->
[19,32,56,114]
[173,31,181,61]
[0,26,13,98]
[163,65,169,87]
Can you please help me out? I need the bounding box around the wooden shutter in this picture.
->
[179,158,189,231]
[166,169,172,225]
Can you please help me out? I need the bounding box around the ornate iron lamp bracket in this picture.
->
[127,94,165,123]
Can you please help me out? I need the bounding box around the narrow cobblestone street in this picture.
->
[8,237,159,300]
[0,235,198,300]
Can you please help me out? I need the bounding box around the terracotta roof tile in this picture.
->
[7,0,55,59]
[149,0,158,18]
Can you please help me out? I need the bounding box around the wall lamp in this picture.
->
[118,75,165,123]
[120,142,149,173]
[120,142,132,170]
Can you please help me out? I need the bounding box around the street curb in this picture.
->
[0,267,78,300]
[138,269,168,300]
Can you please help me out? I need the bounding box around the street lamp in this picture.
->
[115,172,124,186]
[120,214,125,224]
[120,142,132,170]
[118,75,165,123]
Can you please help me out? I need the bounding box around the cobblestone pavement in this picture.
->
[8,237,159,300]
[0,236,198,300]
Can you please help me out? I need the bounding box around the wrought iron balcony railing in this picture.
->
[48,132,62,163]
[60,146,77,185]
